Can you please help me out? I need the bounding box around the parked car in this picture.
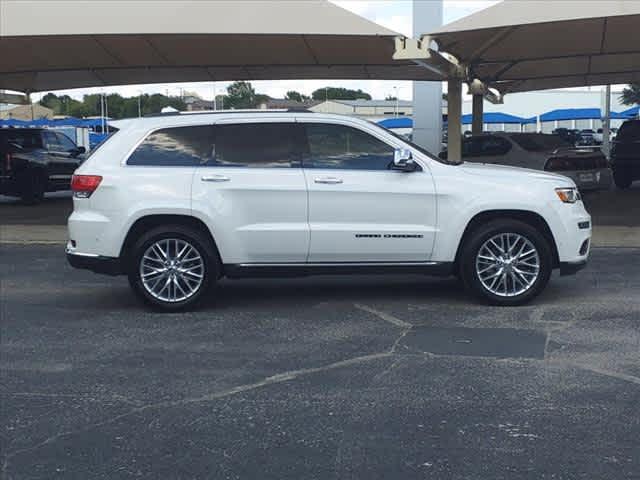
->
[441,132,611,192]
[552,127,581,145]
[67,111,591,310]
[0,128,85,203]
[610,119,640,189]
[576,129,596,146]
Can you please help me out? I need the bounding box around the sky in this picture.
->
[34,0,502,103]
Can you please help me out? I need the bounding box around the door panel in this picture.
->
[301,122,437,263]
[43,131,78,187]
[191,122,309,264]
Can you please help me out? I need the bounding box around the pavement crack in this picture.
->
[354,303,412,328]
[560,361,640,386]
[3,304,416,473]
[2,351,392,473]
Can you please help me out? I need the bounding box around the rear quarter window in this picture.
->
[127,126,215,166]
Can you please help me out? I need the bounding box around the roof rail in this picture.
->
[143,108,314,118]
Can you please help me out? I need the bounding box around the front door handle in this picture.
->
[314,177,343,184]
[201,174,230,182]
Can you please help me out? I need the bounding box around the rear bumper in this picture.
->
[66,248,123,276]
[559,259,588,276]
[559,168,612,191]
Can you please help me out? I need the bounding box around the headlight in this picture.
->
[555,187,581,203]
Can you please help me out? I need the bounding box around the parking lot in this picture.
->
[1,240,639,479]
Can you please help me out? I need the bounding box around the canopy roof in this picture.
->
[621,106,639,117]
[0,0,441,92]
[461,112,530,124]
[428,0,640,94]
[540,108,632,122]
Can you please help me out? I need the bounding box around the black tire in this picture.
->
[613,170,633,189]
[127,225,219,311]
[458,219,553,306]
[19,169,47,205]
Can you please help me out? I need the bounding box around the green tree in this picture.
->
[285,90,309,102]
[620,83,640,106]
[226,81,258,109]
[36,91,187,119]
[311,87,371,101]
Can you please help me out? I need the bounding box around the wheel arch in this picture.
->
[119,214,221,265]
[454,210,560,269]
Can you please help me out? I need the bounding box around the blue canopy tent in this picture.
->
[377,117,413,129]
[540,108,631,122]
[621,106,639,118]
[50,117,83,127]
[461,112,529,125]
[80,118,110,128]
[0,118,29,127]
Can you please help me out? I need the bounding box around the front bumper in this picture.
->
[66,247,122,276]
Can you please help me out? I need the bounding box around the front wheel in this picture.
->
[127,225,218,311]
[459,220,553,306]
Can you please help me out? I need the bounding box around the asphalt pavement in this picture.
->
[1,245,639,479]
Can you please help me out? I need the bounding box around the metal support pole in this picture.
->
[447,78,463,163]
[411,0,443,152]
[602,85,611,158]
[471,93,484,135]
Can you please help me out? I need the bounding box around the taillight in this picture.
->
[71,174,102,198]
[596,155,609,168]
[545,157,573,171]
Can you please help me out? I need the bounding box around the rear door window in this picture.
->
[127,126,215,166]
[210,123,302,168]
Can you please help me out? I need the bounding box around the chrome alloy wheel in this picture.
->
[139,239,205,303]
[475,233,540,297]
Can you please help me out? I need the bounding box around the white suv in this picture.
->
[67,111,591,310]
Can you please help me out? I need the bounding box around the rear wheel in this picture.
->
[127,225,218,311]
[613,169,633,189]
[19,170,46,205]
[459,219,553,306]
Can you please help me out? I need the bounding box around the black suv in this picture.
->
[611,119,640,189]
[0,128,85,203]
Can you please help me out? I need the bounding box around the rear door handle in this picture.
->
[314,177,343,184]
[201,174,230,182]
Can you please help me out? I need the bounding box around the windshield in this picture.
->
[380,126,461,165]
[510,133,572,152]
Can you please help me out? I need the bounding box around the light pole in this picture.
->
[394,86,399,117]
[137,90,142,117]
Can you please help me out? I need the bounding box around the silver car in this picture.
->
[451,132,612,191]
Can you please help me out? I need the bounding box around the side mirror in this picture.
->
[392,148,417,172]
[76,146,86,154]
